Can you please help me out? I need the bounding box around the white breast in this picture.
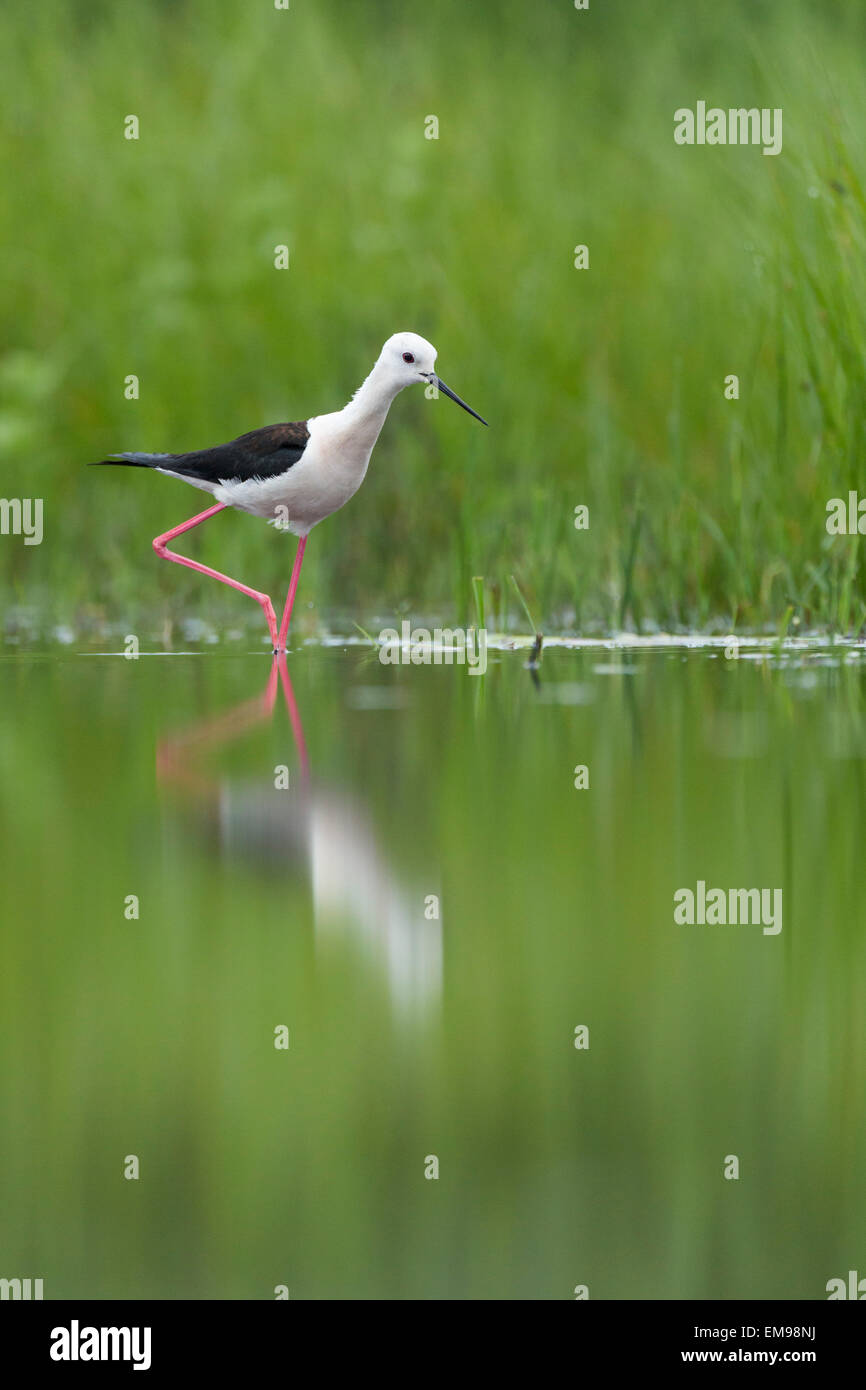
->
[214,411,379,535]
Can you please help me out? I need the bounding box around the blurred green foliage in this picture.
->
[2,0,866,633]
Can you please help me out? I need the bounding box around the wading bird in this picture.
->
[94,333,487,652]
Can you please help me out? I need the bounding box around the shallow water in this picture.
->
[1,636,864,1299]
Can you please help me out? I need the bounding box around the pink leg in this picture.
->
[277,536,307,650]
[153,502,279,649]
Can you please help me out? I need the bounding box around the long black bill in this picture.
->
[436,376,488,426]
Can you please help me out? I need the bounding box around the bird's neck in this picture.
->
[338,360,402,449]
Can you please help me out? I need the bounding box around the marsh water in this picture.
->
[1,634,864,1299]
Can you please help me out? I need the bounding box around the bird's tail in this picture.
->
[90,452,175,468]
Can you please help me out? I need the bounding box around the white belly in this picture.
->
[214,412,381,535]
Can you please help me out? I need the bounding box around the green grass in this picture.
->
[3,0,866,635]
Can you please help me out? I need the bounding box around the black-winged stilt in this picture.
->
[94,333,487,652]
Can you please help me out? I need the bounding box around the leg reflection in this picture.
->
[156,658,441,1013]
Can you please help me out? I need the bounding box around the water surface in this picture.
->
[1,637,864,1298]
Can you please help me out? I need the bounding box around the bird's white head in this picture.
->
[376,331,488,425]
[379,331,438,385]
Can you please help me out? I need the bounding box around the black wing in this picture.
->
[168,422,311,482]
[93,421,311,481]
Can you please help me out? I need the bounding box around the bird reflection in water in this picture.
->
[157,656,442,1013]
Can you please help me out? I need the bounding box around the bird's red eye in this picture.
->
[402,352,415,364]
